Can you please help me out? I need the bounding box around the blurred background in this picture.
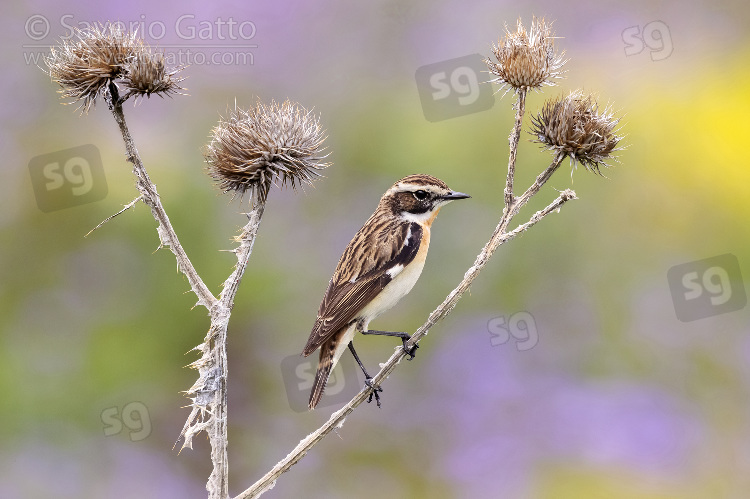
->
[2,0,750,497]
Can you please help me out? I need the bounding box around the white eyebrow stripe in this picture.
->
[385,184,445,196]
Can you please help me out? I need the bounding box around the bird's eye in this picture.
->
[413,190,428,201]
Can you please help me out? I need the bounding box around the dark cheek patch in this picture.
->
[402,192,432,214]
[391,191,435,215]
[407,203,431,214]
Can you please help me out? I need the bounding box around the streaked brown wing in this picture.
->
[302,219,422,356]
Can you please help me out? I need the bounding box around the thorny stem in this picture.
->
[509,152,566,221]
[220,204,266,306]
[208,202,265,497]
[104,81,268,499]
[105,81,216,310]
[234,160,576,498]
[503,89,527,215]
[178,203,266,499]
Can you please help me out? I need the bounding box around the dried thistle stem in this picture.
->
[176,97,326,498]
[511,152,566,218]
[105,80,264,499]
[504,88,527,213]
[178,203,266,499]
[105,82,216,310]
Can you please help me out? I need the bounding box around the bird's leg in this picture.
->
[361,329,419,360]
[347,341,382,407]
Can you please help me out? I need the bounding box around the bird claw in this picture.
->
[365,377,383,408]
[402,338,419,360]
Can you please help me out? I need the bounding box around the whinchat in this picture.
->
[302,174,470,409]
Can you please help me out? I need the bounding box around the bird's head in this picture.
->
[380,174,470,224]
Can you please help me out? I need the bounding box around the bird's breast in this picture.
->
[358,227,431,326]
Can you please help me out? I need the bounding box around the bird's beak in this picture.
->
[441,191,471,201]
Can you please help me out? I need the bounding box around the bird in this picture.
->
[302,174,470,409]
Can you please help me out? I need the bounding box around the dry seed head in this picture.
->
[204,99,330,203]
[45,22,183,111]
[46,23,139,111]
[485,16,566,94]
[530,90,623,173]
[122,52,185,100]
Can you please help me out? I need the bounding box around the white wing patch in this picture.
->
[387,264,405,278]
[386,224,412,279]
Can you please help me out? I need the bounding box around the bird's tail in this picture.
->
[309,341,335,410]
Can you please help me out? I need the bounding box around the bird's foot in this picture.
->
[402,337,419,360]
[365,377,383,407]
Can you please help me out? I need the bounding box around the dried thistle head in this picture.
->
[46,23,138,111]
[485,16,566,94]
[204,99,330,203]
[530,90,623,173]
[122,52,184,100]
[45,22,184,111]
